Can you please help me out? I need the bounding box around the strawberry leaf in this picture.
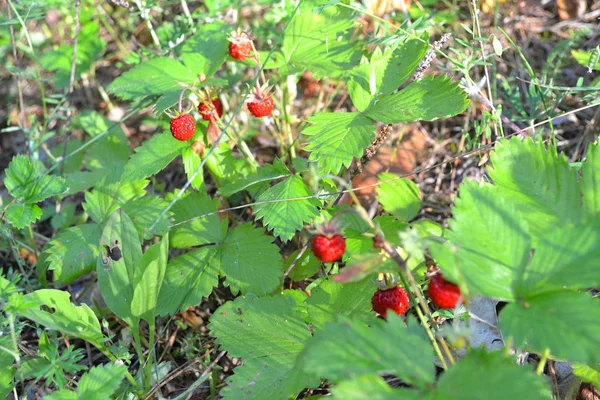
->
[299,315,434,387]
[364,74,469,123]
[121,196,171,240]
[209,295,318,400]
[220,223,283,296]
[331,375,420,400]
[181,21,230,78]
[169,191,226,249]
[302,112,375,175]
[74,364,127,400]
[376,173,421,222]
[581,140,600,216]
[83,178,148,224]
[220,159,289,197]
[156,246,220,316]
[181,147,205,191]
[4,203,42,229]
[489,137,582,239]
[500,291,600,365]
[254,176,321,241]
[4,155,67,203]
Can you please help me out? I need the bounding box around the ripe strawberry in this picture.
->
[312,234,346,263]
[372,286,410,317]
[372,235,384,249]
[427,273,462,309]
[170,114,196,141]
[247,83,274,118]
[199,98,223,121]
[228,30,253,61]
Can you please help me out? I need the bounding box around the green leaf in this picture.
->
[4,155,67,203]
[169,192,226,249]
[581,140,600,216]
[45,224,102,284]
[5,203,42,229]
[209,294,318,400]
[181,147,205,191]
[220,223,283,296]
[44,392,77,400]
[76,364,127,400]
[300,315,434,386]
[573,364,600,387]
[302,112,375,175]
[108,58,195,101]
[96,210,141,324]
[121,133,189,183]
[499,291,600,365]
[181,21,230,77]
[429,180,531,301]
[121,196,171,240]
[83,177,148,224]
[0,336,15,399]
[254,176,321,241]
[220,159,289,197]
[572,49,600,71]
[156,246,220,316]
[433,349,551,400]
[131,233,169,321]
[376,173,421,221]
[332,375,419,400]
[305,279,377,332]
[488,137,582,238]
[348,40,428,111]
[364,74,469,123]
[19,289,104,348]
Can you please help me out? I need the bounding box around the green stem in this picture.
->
[97,346,144,397]
[536,348,550,376]
[145,319,156,391]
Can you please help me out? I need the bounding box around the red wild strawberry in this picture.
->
[247,83,274,118]
[372,286,410,317]
[170,114,196,141]
[312,234,346,263]
[427,273,462,309]
[228,30,253,61]
[199,98,223,121]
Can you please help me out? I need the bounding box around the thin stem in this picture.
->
[145,319,156,391]
[6,1,26,131]
[536,348,550,376]
[173,351,226,400]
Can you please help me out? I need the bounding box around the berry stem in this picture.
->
[177,86,188,114]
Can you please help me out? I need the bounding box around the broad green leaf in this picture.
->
[77,364,127,400]
[108,58,196,101]
[121,133,189,183]
[64,170,108,195]
[169,192,226,248]
[121,196,171,240]
[429,180,531,301]
[4,155,67,203]
[573,364,600,387]
[5,203,42,229]
[572,49,600,71]
[96,210,141,324]
[83,177,148,224]
[300,315,434,386]
[44,392,77,400]
[254,176,321,241]
[19,289,104,348]
[45,224,102,284]
[305,279,377,332]
[364,74,469,123]
[376,173,421,221]
[517,218,600,296]
[209,295,318,400]
[181,21,229,77]
[489,137,582,238]
[283,3,361,77]
[181,147,205,191]
[499,291,600,365]
[0,336,15,399]
[332,375,419,400]
[220,159,289,197]
[156,246,220,316]
[220,223,283,295]
[581,141,600,215]
[302,112,375,175]
[348,40,428,111]
[433,349,551,400]
[131,233,169,321]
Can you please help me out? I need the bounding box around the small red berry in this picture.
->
[427,273,462,309]
[372,236,384,249]
[170,114,196,141]
[199,98,223,121]
[372,286,410,317]
[312,234,346,263]
[229,41,253,61]
[247,95,274,118]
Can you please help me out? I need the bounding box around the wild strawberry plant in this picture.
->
[1,1,599,399]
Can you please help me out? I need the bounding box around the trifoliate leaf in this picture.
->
[209,295,318,400]
[581,140,600,216]
[220,159,289,197]
[5,203,42,229]
[434,349,552,400]
[254,176,321,241]
[500,291,600,365]
[4,155,67,203]
[83,177,148,224]
[45,223,102,284]
[364,74,469,123]
[121,133,189,183]
[303,112,375,175]
[169,191,226,249]
[156,246,220,316]
[376,173,421,221]
[300,315,434,387]
[220,223,283,296]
